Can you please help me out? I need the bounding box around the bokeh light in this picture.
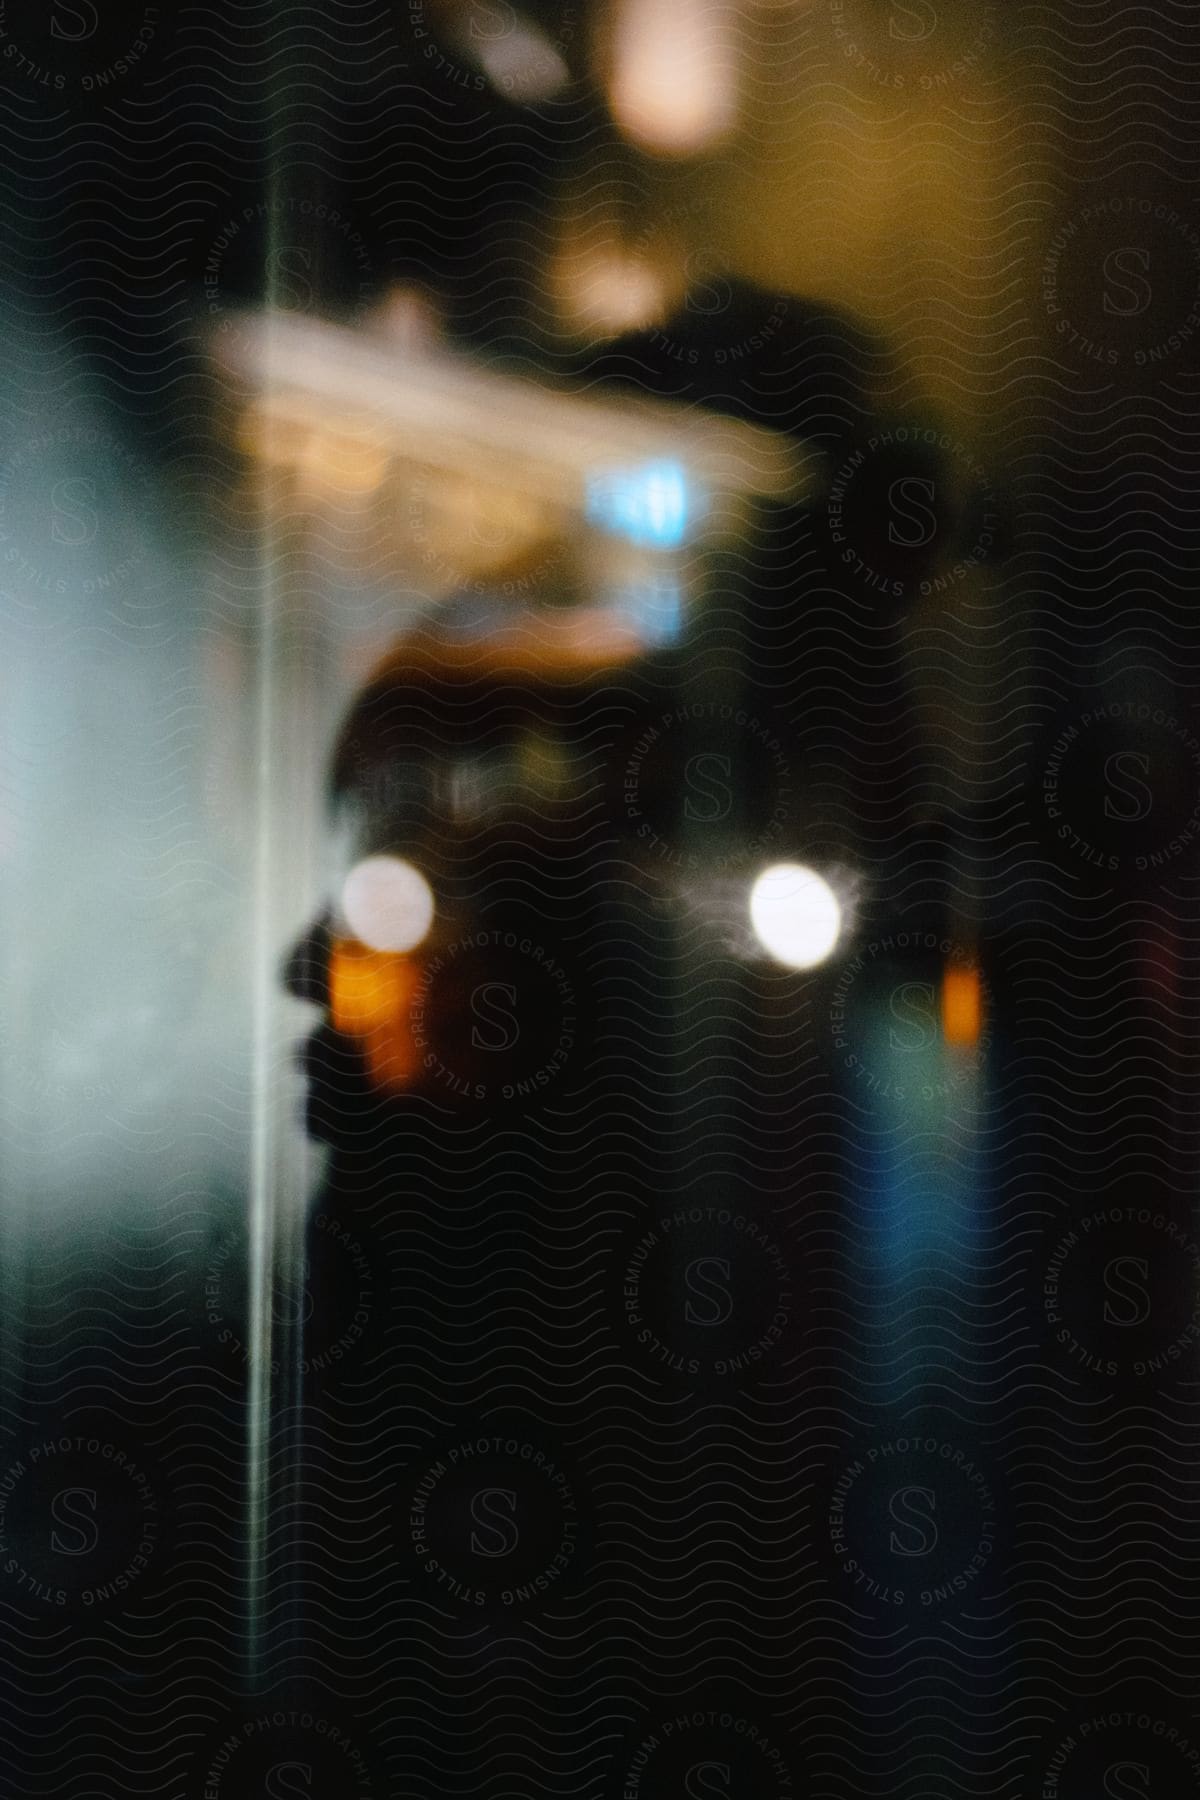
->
[609,0,738,155]
[340,856,434,953]
[749,863,842,970]
[941,963,984,1048]
[586,460,694,548]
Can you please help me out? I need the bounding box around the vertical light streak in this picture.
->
[245,57,302,1676]
[244,85,334,1677]
[244,264,281,1684]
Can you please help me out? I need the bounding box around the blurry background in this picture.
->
[1,0,1199,1792]
[7,0,1188,1218]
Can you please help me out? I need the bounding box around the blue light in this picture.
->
[607,576,684,645]
[586,459,696,548]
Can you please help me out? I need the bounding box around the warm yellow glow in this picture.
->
[552,243,671,339]
[218,311,807,512]
[941,965,983,1048]
[330,937,423,1093]
[238,403,391,494]
[410,470,558,584]
[609,0,737,155]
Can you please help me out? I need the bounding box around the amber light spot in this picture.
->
[941,965,983,1047]
[330,936,423,1091]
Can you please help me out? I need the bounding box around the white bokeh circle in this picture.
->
[340,856,434,953]
[749,863,841,970]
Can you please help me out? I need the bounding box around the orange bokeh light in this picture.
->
[941,965,983,1048]
[330,936,423,1092]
